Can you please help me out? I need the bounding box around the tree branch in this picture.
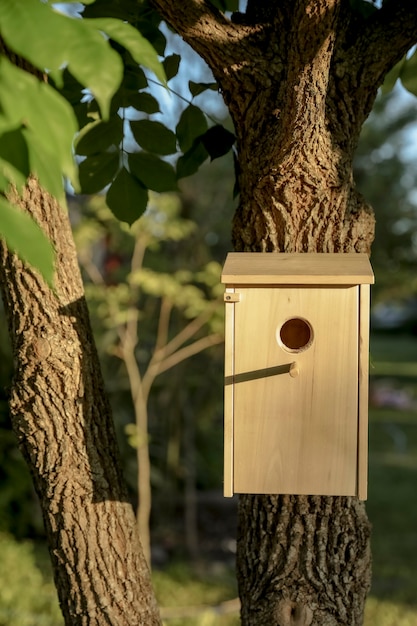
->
[152,333,223,376]
[150,0,261,84]
[325,0,417,146]
[154,302,219,360]
[154,296,173,353]
[347,0,417,95]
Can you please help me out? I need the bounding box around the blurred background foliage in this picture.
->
[1,80,417,623]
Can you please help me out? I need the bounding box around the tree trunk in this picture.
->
[150,0,416,623]
[229,10,375,617]
[0,180,161,625]
[237,496,370,625]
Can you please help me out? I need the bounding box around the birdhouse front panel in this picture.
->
[232,285,358,496]
[222,253,374,499]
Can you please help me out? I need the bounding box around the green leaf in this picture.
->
[129,92,160,114]
[176,140,209,179]
[81,0,136,18]
[75,117,124,156]
[0,196,54,287]
[0,0,123,119]
[348,0,377,17]
[53,68,84,106]
[111,67,148,109]
[163,54,181,81]
[209,0,239,11]
[22,128,67,204]
[130,120,177,155]
[176,105,208,153]
[189,81,218,97]
[0,58,78,189]
[79,152,120,194]
[0,128,30,192]
[381,59,404,94]
[400,50,417,97]
[129,152,178,192]
[48,0,96,4]
[106,167,148,224]
[85,18,166,85]
[139,26,166,58]
[122,66,149,92]
[200,125,235,160]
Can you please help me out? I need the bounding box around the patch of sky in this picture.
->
[52,3,84,17]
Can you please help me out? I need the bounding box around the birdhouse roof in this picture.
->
[221,253,374,285]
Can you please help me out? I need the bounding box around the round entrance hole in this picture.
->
[278,317,313,353]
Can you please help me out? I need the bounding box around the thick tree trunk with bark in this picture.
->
[151,0,417,623]
[0,180,161,625]
[236,496,370,625]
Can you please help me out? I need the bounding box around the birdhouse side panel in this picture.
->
[358,284,371,500]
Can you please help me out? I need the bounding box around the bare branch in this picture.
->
[154,296,173,353]
[125,235,147,348]
[154,301,220,360]
[153,333,223,375]
[78,250,105,285]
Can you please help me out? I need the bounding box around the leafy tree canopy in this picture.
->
[0,0,416,284]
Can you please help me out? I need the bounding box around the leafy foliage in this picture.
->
[208,0,239,12]
[71,192,224,562]
[0,0,240,285]
[399,49,417,98]
[0,534,63,625]
[106,167,149,224]
[0,0,163,283]
[0,0,417,286]
[67,3,235,229]
[0,197,56,284]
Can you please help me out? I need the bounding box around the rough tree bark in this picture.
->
[0,41,162,625]
[0,180,161,625]
[151,0,417,623]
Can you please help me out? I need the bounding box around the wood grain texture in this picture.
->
[221,252,375,285]
[229,286,359,496]
[358,284,371,500]
[224,288,235,497]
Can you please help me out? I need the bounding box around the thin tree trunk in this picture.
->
[118,335,153,567]
[0,180,161,625]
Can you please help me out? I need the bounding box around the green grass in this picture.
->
[153,562,238,626]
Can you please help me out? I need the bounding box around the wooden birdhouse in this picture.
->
[221,253,374,500]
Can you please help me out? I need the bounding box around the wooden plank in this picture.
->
[221,253,374,285]
[358,284,370,500]
[223,287,235,497]
[232,286,359,496]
